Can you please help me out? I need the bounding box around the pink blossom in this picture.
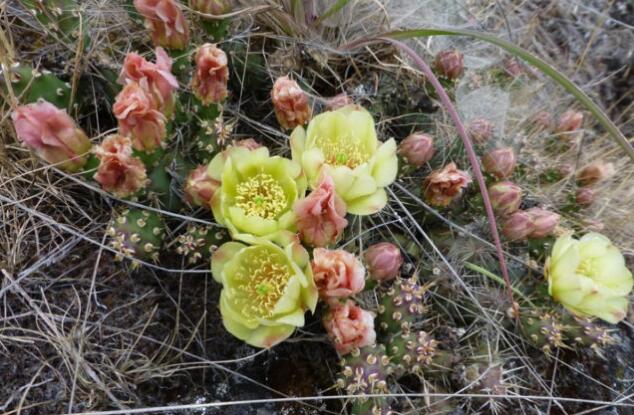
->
[271,76,311,130]
[311,248,365,300]
[488,181,522,217]
[576,187,596,207]
[11,100,91,171]
[467,118,494,144]
[423,162,472,207]
[502,211,533,241]
[134,0,190,50]
[435,49,464,80]
[294,174,348,247]
[323,300,376,355]
[364,242,403,282]
[399,132,435,167]
[191,43,229,105]
[94,135,148,197]
[113,80,167,152]
[184,165,220,207]
[118,47,178,116]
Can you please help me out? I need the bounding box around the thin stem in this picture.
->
[464,261,534,307]
[381,37,518,317]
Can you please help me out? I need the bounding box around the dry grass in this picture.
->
[1,0,633,414]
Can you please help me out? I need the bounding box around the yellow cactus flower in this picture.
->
[207,145,306,240]
[546,232,633,324]
[211,232,318,348]
[290,105,398,215]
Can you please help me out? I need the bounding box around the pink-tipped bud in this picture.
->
[467,117,494,144]
[113,80,167,153]
[435,49,465,80]
[557,163,574,178]
[11,100,92,172]
[271,76,311,130]
[94,134,148,198]
[423,162,472,207]
[525,207,560,239]
[323,300,376,355]
[575,187,596,207]
[364,242,403,282]
[532,111,553,131]
[399,132,435,167]
[556,110,583,133]
[489,181,522,216]
[504,58,523,77]
[184,165,220,208]
[325,93,352,111]
[234,138,262,150]
[191,43,229,105]
[134,0,190,50]
[482,147,516,179]
[189,0,230,15]
[502,211,534,241]
[576,161,614,186]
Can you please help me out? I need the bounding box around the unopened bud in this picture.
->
[502,211,533,241]
[365,242,403,282]
[525,207,560,239]
[489,181,522,216]
[575,187,596,207]
[482,147,516,179]
[556,110,583,133]
[399,132,435,167]
[577,162,614,186]
[435,49,464,80]
[467,117,494,144]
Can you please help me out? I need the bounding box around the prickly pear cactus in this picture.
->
[521,310,567,353]
[386,330,438,377]
[336,345,393,415]
[1,63,71,108]
[376,277,428,336]
[107,209,165,267]
[174,225,228,265]
[564,316,615,354]
[18,0,87,45]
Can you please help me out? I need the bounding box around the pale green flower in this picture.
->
[207,145,306,240]
[290,105,398,215]
[211,232,318,348]
[546,232,633,324]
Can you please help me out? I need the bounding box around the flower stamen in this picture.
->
[235,173,287,219]
[315,134,369,168]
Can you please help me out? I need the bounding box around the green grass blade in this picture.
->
[313,0,351,26]
[381,28,634,162]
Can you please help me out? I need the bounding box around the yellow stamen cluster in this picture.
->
[235,173,287,219]
[233,248,291,319]
[315,135,369,169]
[576,258,598,277]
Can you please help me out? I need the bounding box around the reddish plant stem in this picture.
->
[381,38,518,316]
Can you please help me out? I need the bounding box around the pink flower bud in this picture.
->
[189,0,230,15]
[575,187,595,207]
[118,47,178,117]
[294,174,348,247]
[134,0,190,50]
[113,80,167,153]
[525,207,560,239]
[557,163,574,178]
[504,58,523,77]
[311,248,365,300]
[489,181,522,216]
[556,110,583,133]
[94,134,148,197]
[502,211,534,241]
[325,93,352,111]
[435,49,465,80]
[191,43,229,105]
[364,242,403,282]
[11,100,91,172]
[532,111,553,131]
[234,138,262,150]
[467,117,494,144]
[323,300,376,355]
[423,162,472,207]
[576,161,614,186]
[184,165,220,207]
[398,132,435,167]
[271,76,311,130]
[482,147,516,179]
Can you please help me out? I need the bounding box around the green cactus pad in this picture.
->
[174,225,229,265]
[377,277,428,337]
[386,330,438,378]
[2,63,71,109]
[107,209,165,266]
